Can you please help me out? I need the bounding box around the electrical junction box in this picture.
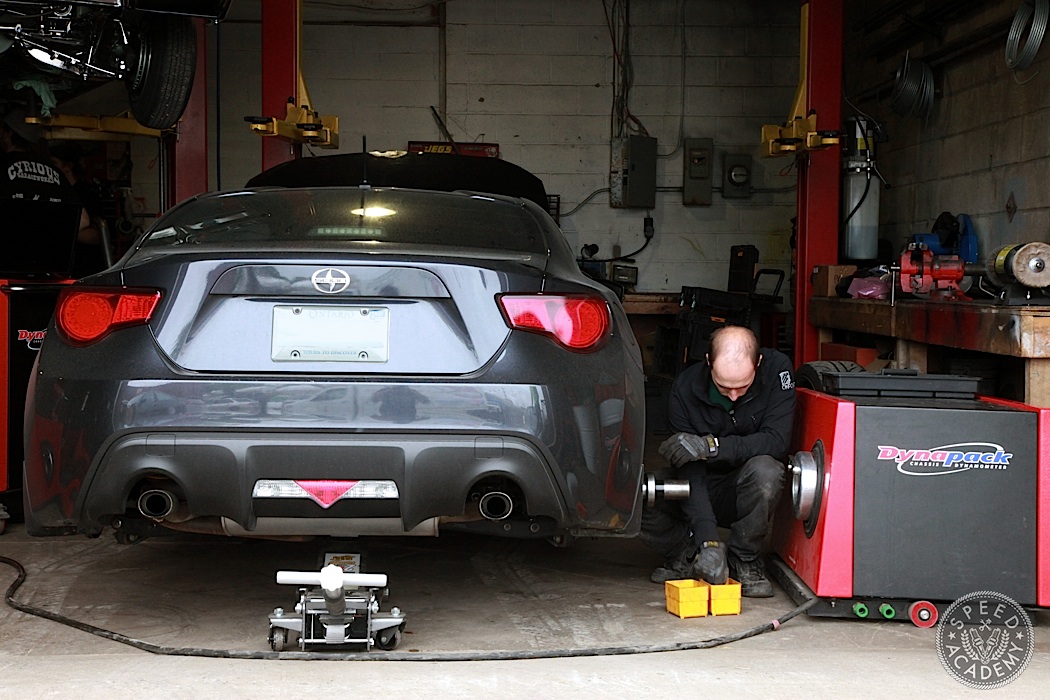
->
[610,136,657,208]
[611,265,638,285]
[682,138,713,206]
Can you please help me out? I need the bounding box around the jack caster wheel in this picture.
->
[374,626,403,651]
[114,531,142,545]
[270,626,289,652]
[908,601,938,628]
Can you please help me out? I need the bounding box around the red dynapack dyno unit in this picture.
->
[771,370,1050,627]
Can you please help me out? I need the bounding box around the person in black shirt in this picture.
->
[642,325,795,597]
[0,103,93,278]
[50,141,108,277]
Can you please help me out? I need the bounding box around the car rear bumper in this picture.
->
[55,430,598,537]
[26,362,644,538]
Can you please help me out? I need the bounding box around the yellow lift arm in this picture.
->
[245,73,339,149]
[26,112,162,140]
[760,2,840,157]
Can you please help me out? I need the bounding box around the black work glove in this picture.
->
[658,432,719,468]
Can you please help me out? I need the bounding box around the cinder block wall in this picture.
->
[845,0,1049,259]
[212,0,799,294]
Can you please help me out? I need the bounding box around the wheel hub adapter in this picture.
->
[789,441,825,536]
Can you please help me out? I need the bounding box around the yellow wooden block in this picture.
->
[708,578,742,615]
[664,579,709,618]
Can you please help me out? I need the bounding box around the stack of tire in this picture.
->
[795,360,866,392]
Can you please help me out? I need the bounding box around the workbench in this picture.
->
[620,293,681,376]
[620,292,681,316]
[810,296,1050,406]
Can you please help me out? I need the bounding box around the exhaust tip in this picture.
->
[138,489,177,520]
[478,491,514,521]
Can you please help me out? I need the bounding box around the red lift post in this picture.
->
[261,0,303,170]
[793,0,843,364]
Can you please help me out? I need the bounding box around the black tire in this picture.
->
[126,14,197,129]
[796,360,866,392]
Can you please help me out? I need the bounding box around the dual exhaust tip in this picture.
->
[142,481,694,523]
[139,487,519,523]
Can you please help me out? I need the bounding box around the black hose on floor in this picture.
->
[1,553,816,661]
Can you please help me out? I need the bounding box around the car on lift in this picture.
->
[23,185,646,544]
[0,1,231,129]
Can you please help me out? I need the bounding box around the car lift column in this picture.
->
[0,286,10,506]
[794,0,842,364]
[261,0,303,170]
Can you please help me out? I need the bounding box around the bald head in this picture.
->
[706,326,761,402]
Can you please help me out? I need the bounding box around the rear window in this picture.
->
[140,187,546,254]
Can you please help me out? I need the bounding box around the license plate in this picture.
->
[271,305,389,362]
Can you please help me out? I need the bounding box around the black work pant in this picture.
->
[640,455,785,563]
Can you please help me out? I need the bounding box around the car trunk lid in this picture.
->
[130,254,546,375]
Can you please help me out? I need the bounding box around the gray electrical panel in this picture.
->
[682,138,713,206]
[610,136,657,208]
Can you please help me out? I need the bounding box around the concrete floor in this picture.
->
[1,522,1048,699]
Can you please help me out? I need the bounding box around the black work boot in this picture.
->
[650,543,696,583]
[730,556,774,598]
[691,541,729,585]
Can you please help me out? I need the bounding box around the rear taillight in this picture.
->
[498,294,610,351]
[56,288,161,346]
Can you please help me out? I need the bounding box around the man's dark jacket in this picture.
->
[668,348,796,470]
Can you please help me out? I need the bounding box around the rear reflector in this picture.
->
[252,479,400,508]
[56,288,161,345]
[498,294,610,351]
